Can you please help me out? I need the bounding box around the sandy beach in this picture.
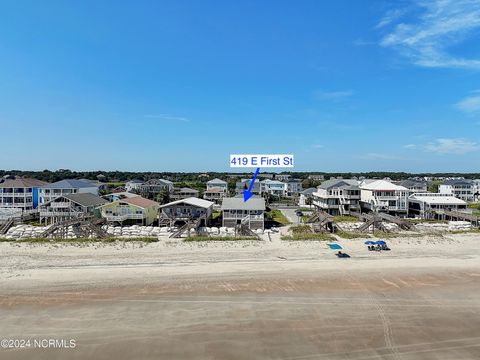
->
[1,232,480,359]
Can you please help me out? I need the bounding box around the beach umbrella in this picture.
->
[364,240,376,245]
[376,240,386,245]
[327,243,343,250]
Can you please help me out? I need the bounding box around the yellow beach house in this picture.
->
[98,196,159,226]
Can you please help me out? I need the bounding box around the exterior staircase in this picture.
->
[39,215,109,239]
[169,217,202,238]
[0,219,14,235]
[378,213,416,231]
[307,209,341,233]
[235,215,259,239]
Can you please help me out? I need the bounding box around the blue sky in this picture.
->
[0,0,479,172]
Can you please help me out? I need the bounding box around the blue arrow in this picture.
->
[244,167,260,202]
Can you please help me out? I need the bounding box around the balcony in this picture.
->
[40,210,84,217]
[223,214,264,220]
[104,213,145,222]
[50,202,71,208]
[0,202,33,208]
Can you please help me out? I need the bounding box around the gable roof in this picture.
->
[301,188,317,195]
[398,179,427,188]
[0,178,48,188]
[207,178,227,185]
[360,180,407,191]
[42,179,97,189]
[160,197,214,209]
[63,193,109,207]
[42,193,108,207]
[319,179,358,190]
[144,179,173,185]
[122,196,160,208]
[221,197,266,211]
[442,179,473,186]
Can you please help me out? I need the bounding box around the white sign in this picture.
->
[230,154,294,168]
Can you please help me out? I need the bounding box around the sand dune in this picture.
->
[1,233,479,359]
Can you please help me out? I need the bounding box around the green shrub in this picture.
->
[265,209,290,225]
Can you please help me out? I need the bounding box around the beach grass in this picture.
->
[371,231,403,239]
[267,209,290,225]
[0,237,159,243]
[448,228,480,234]
[184,235,258,241]
[290,224,313,234]
[335,231,370,239]
[281,233,335,241]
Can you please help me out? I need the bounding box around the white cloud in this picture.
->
[376,8,406,29]
[311,144,325,149]
[379,0,480,69]
[403,144,417,149]
[455,93,480,114]
[424,138,480,154]
[314,90,354,101]
[144,114,190,122]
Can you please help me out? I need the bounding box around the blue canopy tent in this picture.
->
[375,240,390,251]
[327,243,343,250]
[364,240,376,245]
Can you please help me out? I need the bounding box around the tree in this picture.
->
[157,189,171,205]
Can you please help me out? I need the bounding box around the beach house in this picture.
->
[260,179,286,197]
[274,174,291,181]
[221,197,266,230]
[312,179,360,216]
[298,188,317,207]
[159,197,214,226]
[439,179,475,203]
[285,179,303,198]
[125,179,144,192]
[39,179,99,206]
[98,196,160,225]
[408,193,468,219]
[170,187,200,201]
[235,179,261,197]
[204,178,228,202]
[39,193,108,225]
[138,179,174,199]
[0,178,48,214]
[206,178,228,192]
[203,188,227,203]
[397,179,428,193]
[359,179,409,215]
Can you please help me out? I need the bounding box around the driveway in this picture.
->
[280,208,303,224]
